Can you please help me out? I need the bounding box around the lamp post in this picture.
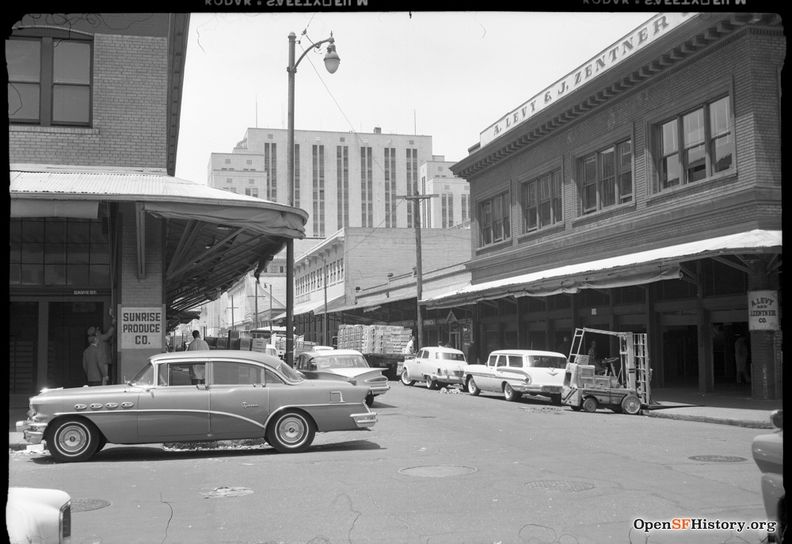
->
[286,31,340,366]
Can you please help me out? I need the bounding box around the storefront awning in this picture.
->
[293,294,346,317]
[423,229,782,309]
[10,165,308,322]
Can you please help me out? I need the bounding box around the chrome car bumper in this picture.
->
[513,384,563,394]
[350,408,377,429]
[369,384,391,395]
[16,420,46,445]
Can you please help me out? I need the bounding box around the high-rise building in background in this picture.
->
[208,127,434,238]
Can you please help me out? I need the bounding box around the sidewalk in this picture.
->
[7,386,783,451]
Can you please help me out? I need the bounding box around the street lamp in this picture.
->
[286,31,340,366]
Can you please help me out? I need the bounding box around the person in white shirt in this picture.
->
[188,330,209,351]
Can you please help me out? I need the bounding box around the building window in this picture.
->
[312,145,325,237]
[293,144,300,208]
[9,218,109,287]
[655,96,732,191]
[441,193,454,228]
[478,192,510,247]
[225,158,231,164]
[406,148,418,227]
[264,143,277,201]
[245,187,258,197]
[521,170,562,232]
[7,34,92,126]
[384,148,397,228]
[246,159,252,165]
[360,147,373,227]
[336,146,349,229]
[579,139,632,214]
[461,193,469,223]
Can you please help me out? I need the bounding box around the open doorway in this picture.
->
[662,325,698,386]
[712,322,750,391]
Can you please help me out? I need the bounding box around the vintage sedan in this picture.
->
[16,350,377,462]
[6,487,71,544]
[752,410,784,543]
[294,349,390,406]
[400,346,467,389]
[464,349,567,404]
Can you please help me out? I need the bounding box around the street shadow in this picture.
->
[26,438,383,464]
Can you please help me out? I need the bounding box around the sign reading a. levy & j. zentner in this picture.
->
[748,291,779,331]
[119,306,165,349]
[479,12,698,148]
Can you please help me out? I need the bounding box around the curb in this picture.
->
[644,411,773,429]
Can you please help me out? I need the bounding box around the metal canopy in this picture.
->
[10,165,308,327]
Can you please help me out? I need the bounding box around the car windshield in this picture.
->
[313,355,369,369]
[130,363,155,385]
[277,361,304,382]
[528,355,568,369]
[439,352,466,361]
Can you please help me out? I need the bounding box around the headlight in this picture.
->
[524,375,532,384]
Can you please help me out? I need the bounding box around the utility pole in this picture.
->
[397,192,438,350]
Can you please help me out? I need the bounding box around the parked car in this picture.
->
[6,487,71,544]
[464,349,567,404]
[16,350,377,462]
[752,410,784,543]
[400,345,467,389]
[294,348,390,406]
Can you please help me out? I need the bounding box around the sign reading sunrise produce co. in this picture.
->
[479,12,698,147]
[119,306,165,349]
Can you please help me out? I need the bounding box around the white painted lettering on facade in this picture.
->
[748,290,779,331]
[479,12,697,147]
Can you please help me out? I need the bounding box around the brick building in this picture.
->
[425,12,783,399]
[7,13,306,400]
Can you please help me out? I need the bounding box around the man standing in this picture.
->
[188,330,209,351]
[82,335,108,386]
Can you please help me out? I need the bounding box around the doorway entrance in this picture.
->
[662,325,698,386]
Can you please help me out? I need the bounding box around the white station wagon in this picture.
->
[463,349,568,404]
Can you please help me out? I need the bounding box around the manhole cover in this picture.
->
[399,465,477,478]
[71,498,111,512]
[525,480,595,492]
[689,455,747,463]
[201,486,254,499]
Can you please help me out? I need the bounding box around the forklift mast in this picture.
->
[568,327,651,405]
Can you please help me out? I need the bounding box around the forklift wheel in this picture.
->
[581,396,598,413]
[620,394,641,415]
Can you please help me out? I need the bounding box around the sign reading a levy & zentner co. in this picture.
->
[119,306,164,349]
[748,291,779,331]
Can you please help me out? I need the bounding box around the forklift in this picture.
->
[561,327,652,415]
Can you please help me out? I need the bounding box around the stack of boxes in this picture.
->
[337,324,412,354]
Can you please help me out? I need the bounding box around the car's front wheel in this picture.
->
[467,377,481,396]
[400,369,415,386]
[45,417,102,463]
[266,410,316,453]
[503,383,520,402]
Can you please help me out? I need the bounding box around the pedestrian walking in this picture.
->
[82,335,108,386]
[188,330,210,351]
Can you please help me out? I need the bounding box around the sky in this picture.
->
[175,11,656,185]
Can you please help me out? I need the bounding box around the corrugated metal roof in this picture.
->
[9,164,306,219]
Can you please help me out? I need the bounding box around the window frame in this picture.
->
[7,30,93,127]
[577,139,632,215]
[477,190,511,248]
[653,94,734,192]
[520,169,562,233]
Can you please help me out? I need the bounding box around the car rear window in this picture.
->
[439,352,466,361]
[528,355,567,369]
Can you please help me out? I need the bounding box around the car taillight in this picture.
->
[61,500,72,543]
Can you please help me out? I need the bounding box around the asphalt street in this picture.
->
[8,384,774,544]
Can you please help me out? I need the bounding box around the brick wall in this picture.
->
[9,34,169,169]
[467,28,784,282]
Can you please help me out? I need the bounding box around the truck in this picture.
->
[561,327,652,414]
[335,324,413,380]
